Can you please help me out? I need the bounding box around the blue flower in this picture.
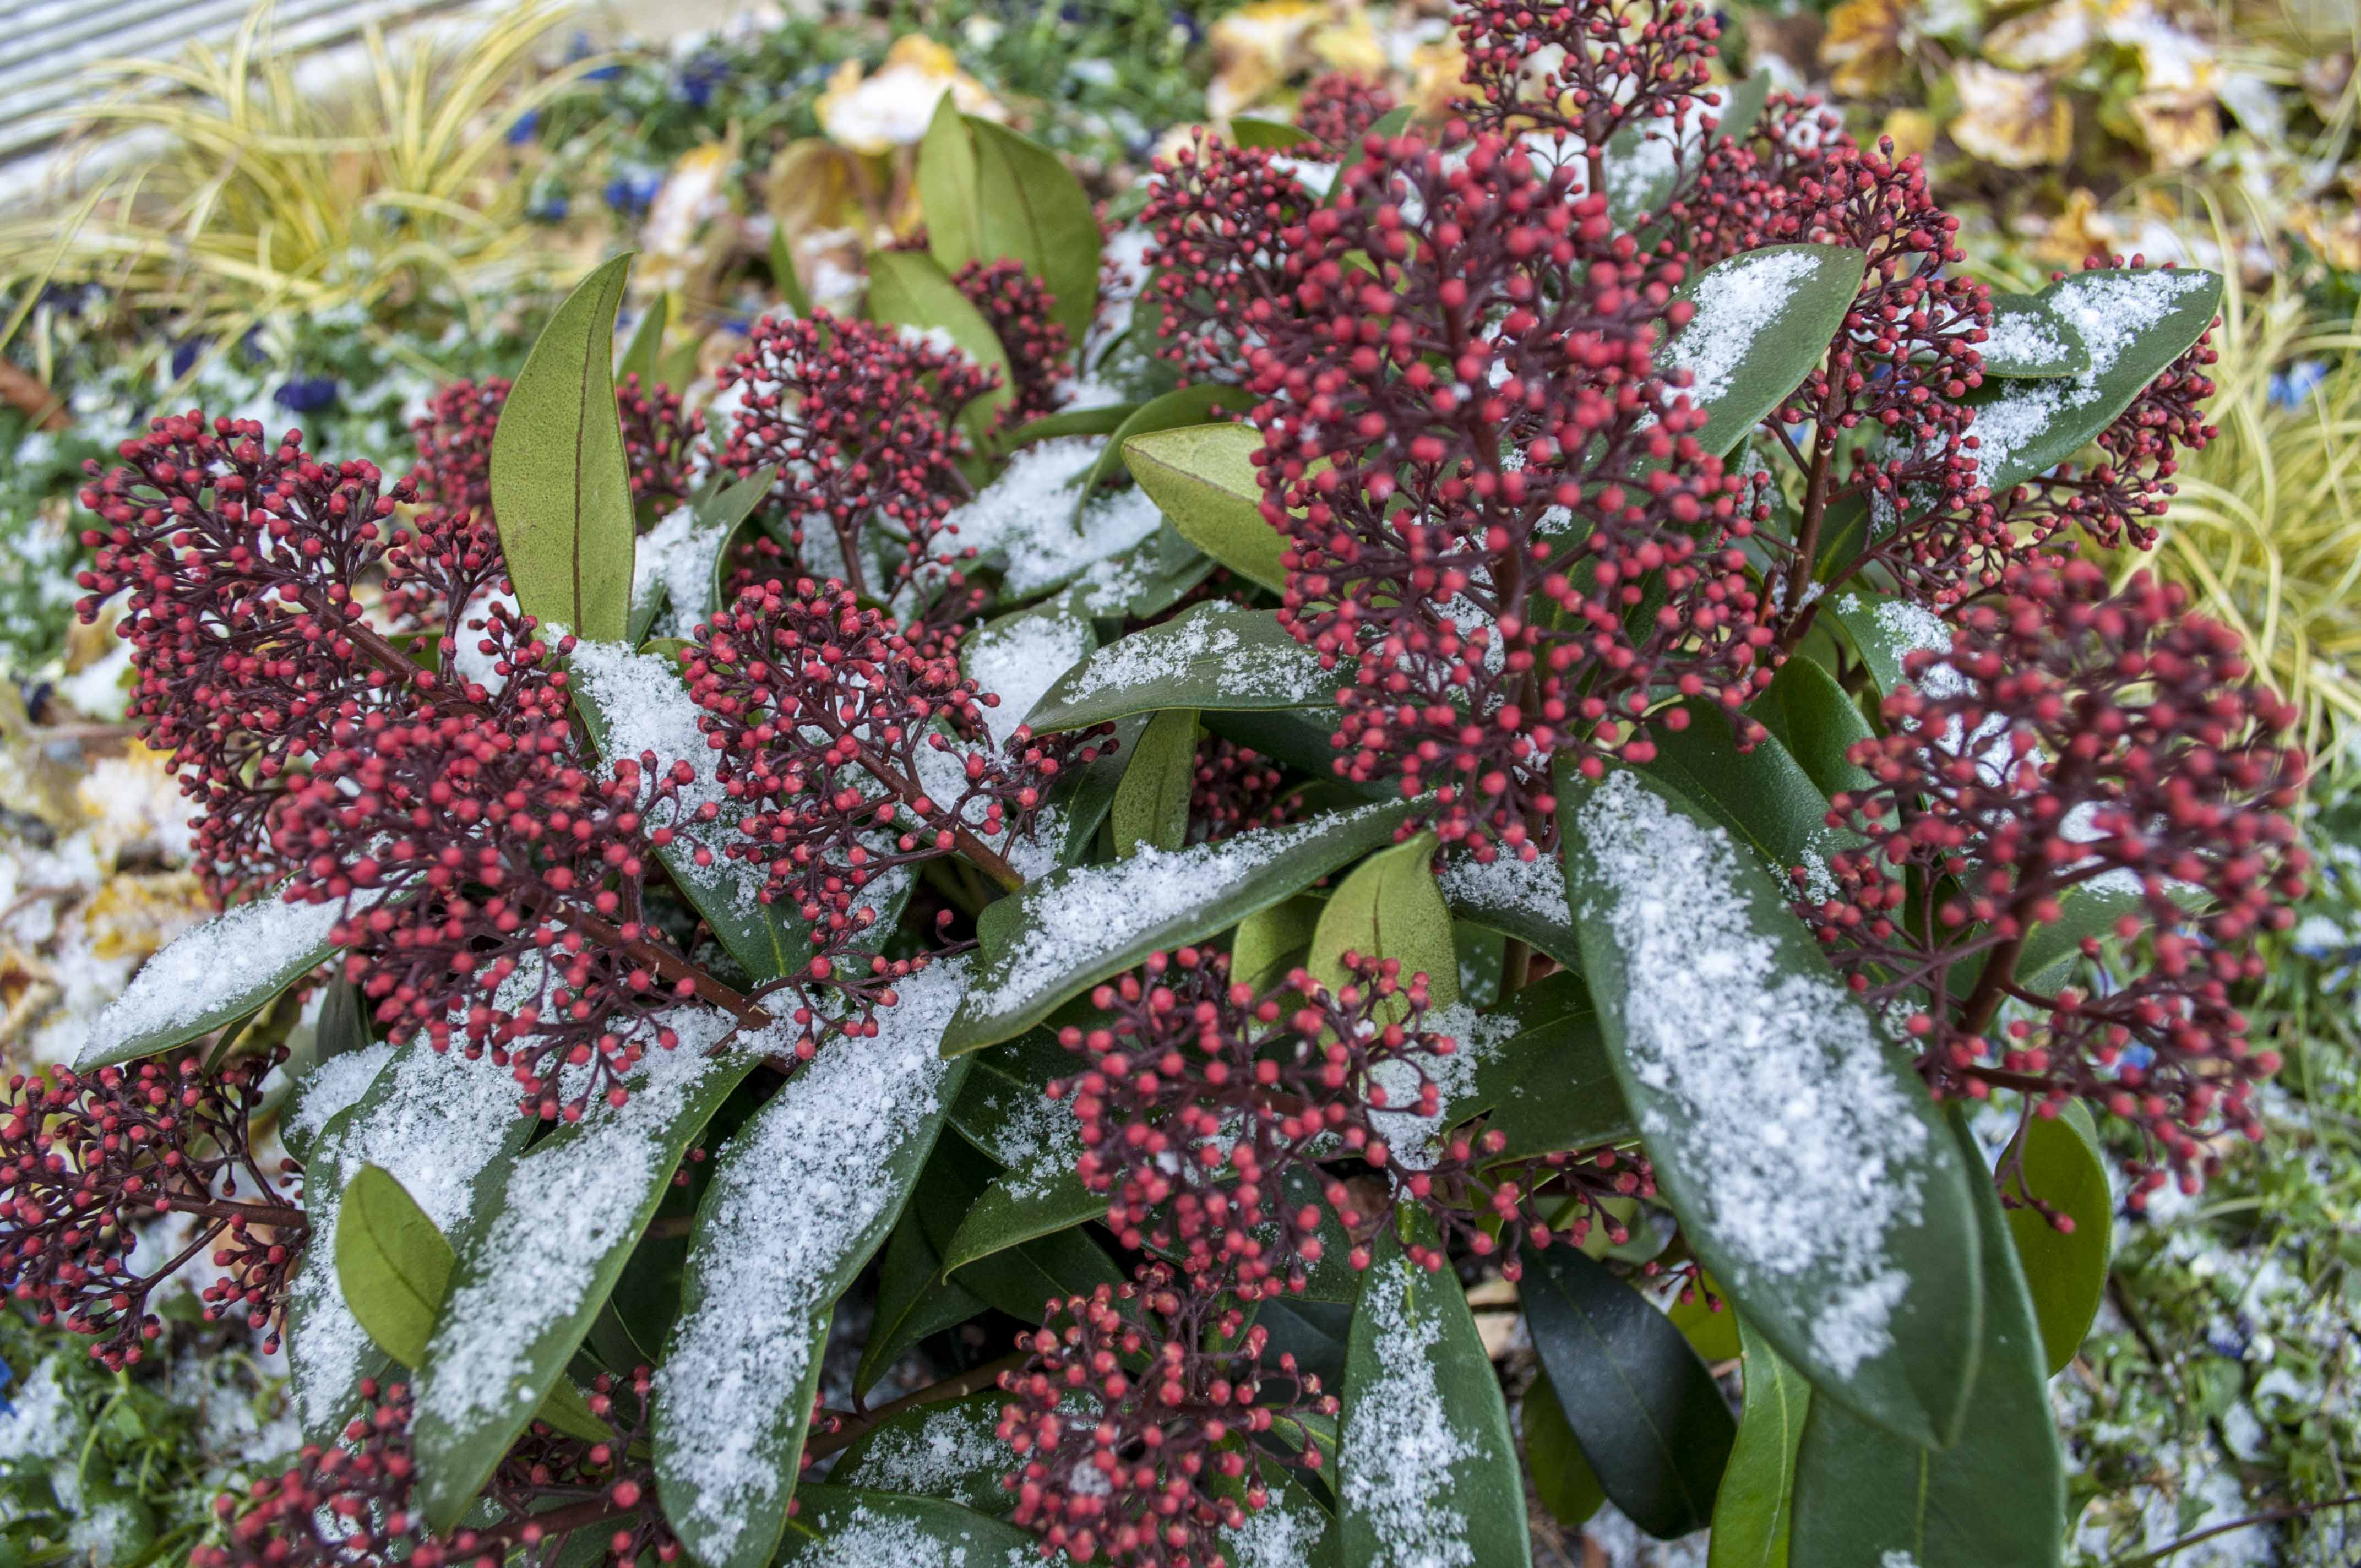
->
[507,107,541,144]
[0,1353,13,1415]
[2119,1043,2156,1071]
[603,173,661,216]
[273,376,340,414]
[527,193,571,224]
[2269,358,2328,411]
[1170,8,1201,44]
[170,337,209,379]
[680,52,730,109]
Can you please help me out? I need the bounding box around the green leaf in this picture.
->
[1665,244,1866,456]
[1122,423,1289,592]
[653,966,976,1568]
[490,253,638,643]
[1709,1316,1811,1568]
[1003,404,1138,446]
[1972,267,2223,493]
[1468,972,1633,1162]
[917,95,983,274]
[1233,113,1320,148]
[1750,655,1873,802]
[853,1142,998,1397]
[867,247,1014,431]
[1524,1366,1608,1529]
[1640,699,1843,881]
[1435,852,1586,976]
[1232,892,1326,995]
[938,1029,1100,1271]
[1337,1217,1531,1568]
[411,1045,757,1531]
[1824,587,1950,699]
[1787,1110,2064,1568]
[625,466,777,644]
[828,1391,1014,1512]
[767,225,813,318]
[776,1488,1039,1565]
[617,292,666,388]
[1977,292,2090,378]
[1557,764,1984,1450]
[2000,1101,2112,1375]
[1111,706,1200,857]
[1307,830,1458,1010]
[1077,383,1259,509]
[77,884,346,1070]
[334,1164,454,1369]
[1520,1243,1735,1539]
[941,798,1419,1054]
[967,117,1102,341]
[1026,605,1334,733]
[571,642,817,984]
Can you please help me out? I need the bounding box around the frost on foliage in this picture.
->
[1367,1003,1517,1170]
[1966,269,2214,487]
[80,892,341,1057]
[972,805,1397,1017]
[418,1007,743,1433]
[928,438,1163,598]
[966,613,1091,751]
[1574,771,1926,1376]
[1437,851,1573,930]
[1981,308,2069,368]
[570,638,768,917]
[630,504,734,640]
[655,959,971,1556]
[1663,247,1824,411]
[1340,1252,1475,1568]
[966,1082,1082,1201]
[842,1398,1007,1511]
[284,1042,394,1147]
[1054,609,1332,711]
[286,1041,520,1433]
[792,1501,1026,1567]
[1222,1490,1332,1568]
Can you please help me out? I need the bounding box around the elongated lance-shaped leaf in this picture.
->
[1523,1366,1608,1530]
[916,94,982,274]
[1075,382,1259,510]
[1709,1316,1812,1568]
[1435,850,1586,976]
[1112,706,1201,857]
[625,465,779,645]
[2000,1101,2113,1375]
[1558,764,1984,1450]
[1750,654,1874,803]
[1824,586,1955,699]
[1468,972,1634,1161]
[334,1163,454,1369]
[617,291,666,388]
[1337,1216,1532,1568]
[1663,244,1865,456]
[941,799,1419,1054]
[827,1390,1014,1512]
[655,961,976,1568]
[774,1488,1040,1565]
[411,1013,757,1531]
[1976,291,2090,378]
[1787,1110,2064,1568]
[1122,423,1290,592]
[1307,829,1458,1012]
[966,117,1102,341]
[77,885,346,1069]
[867,247,1013,432]
[1026,605,1334,734]
[937,1029,1101,1273]
[490,253,638,643]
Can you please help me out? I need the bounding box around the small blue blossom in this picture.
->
[603,173,662,216]
[170,337,209,380]
[680,52,731,109]
[2268,358,2328,411]
[0,1353,13,1415]
[507,107,541,144]
[273,376,340,414]
[527,193,570,224]
[1170,8,1202,45]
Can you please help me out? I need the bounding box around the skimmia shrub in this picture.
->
[19,1,2304,1564]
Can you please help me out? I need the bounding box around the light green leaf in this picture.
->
[942,799,1418,1054]
[1307,830,1457,1010]
[867,247,1013,432]
[1665,244,1865,456]
[334,1163,454,1369]
[617,292,666,388]
[1524,1366,1607,1530]
[1786,1110,2064,1568]
[1977,292,2090,378]
[1558,764,1983,1450]
[490,253,638,642]
[1233,113,1320,149]
[1709,1316,1811,1568]
[1122,423,1289,592]
[1231,892,1326,995]
[1078,383,1259,510]
[2001,1101,2112,1375]
[968,117,1102,341]
[76,885,345,1070]
[1027,604,1333,733]
[1337,1217,1531,1568]
[768,225,813,318]
[1111,706,1200,857]
[917,94,982,274]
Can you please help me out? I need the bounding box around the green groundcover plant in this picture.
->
[2,0,2318,1564]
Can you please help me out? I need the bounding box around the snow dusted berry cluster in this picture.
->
[10,0,2312,1561]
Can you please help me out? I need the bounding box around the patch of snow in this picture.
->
[1339,1250,1475,1568]
[80,892,341,1061]
[967,613,1092,749]
[1666,248,1825,412]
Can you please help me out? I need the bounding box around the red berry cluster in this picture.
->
[998,1262,1336,1568]
[386,378,508,641]
[193,1374,676,1568]
[1455,0,1722,156]
[1187,736,1298,843]
[1050,947,1642,1299]
[617,370,708,514]
[952,258,1073,428]
[1294,71,1397,148]
[1799,562,2309,1199]
[1138,135,1320,381]
[1,1052,303,1366]
[683,577,1096,1052]
[712,310,997,598]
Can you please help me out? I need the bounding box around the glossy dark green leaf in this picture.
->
[1823,587,1951,699]
[1520,1244,1734,1539]
[853,1141,998,1397]
[1640,698,1842,880]
[1435,852,1586,976]
[867,247,1013,430]
[1122,423,1288,592]
[1307,829,1458,1010]
[1787,1110,2063,1568]
[77,884,347,1070]
[412,1048,757,1531]
[1666,244,1865,456]
[1468,972,1633,1162]
[1973,268,2222,493]
[942,798,1418,1054]
[967,117,1102,341]
[335,1163,453,1370]
[1259,1295,1354,1393]
[1750,655,1873,802]
[1078,383,1259,507]
[776,1488,1038,1565]
[828,1391,1014,1512]
[916,94,982,273]
[1524,1364,1607,1530]
[655,972,976,1568]
[1708,1316,1811,1568]
[1337,1218,1531,1568]
[1112,706,1200,857]
[617,292,666,388]
[954,1213,1126,1324]
[1027,605,1332,733]
[1977,292,2089,378]
[938,1030,1100,1272]
[1558,763,1983,1450]
[489,253,637,642]
[2000,1101,2112,1375]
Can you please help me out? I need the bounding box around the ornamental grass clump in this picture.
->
[6,0,2312,1562]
